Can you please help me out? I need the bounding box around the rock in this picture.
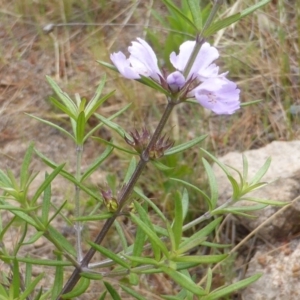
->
[241,240,300,300]
[212,141,300,241]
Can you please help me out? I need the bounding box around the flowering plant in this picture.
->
[111,38,240,114]
[0,1,282,299]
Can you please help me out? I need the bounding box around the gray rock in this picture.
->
[241,240,300,300]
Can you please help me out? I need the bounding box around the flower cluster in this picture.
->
[111,38,240,115]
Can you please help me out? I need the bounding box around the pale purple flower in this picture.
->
[192,77,240,115]
[110,38,240,115]
[110,38,162,82]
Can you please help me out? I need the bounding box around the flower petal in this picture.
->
[110,38,162,82]
[128,38,162,82]
[192,77,240,115]
[170,41,219,81]
[110,52,141,79]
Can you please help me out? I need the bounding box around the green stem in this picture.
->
[183,0,223,78]
[58,100,177,299]
[75,144,83,262]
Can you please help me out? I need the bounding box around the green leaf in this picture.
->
[104,281,122,300]
[92,137,137,155]
[241,197,287,206]
[74,213,113,221]
[84,103,132,142]
[12,259,20,298]
[20,143,34,190]
[19,273,44,300]
[95,114,128,138]
[160,266,206,296]
[86,86,114,120]
[165,135,207,156]
[132,212,147,267]
[151,160,174,171]
[47,226,76,257]
[123,157,137,184]
[173,254,227,264]
[161,0,197,30]
[138,75,170,95]
[202,274,262,300]
[120,284,146,300]
[76,111,86,145]
[134,187,167,222]
[203,0,271,37]
[125,255,159,267]
[205,268,213,293]
[31,164,65,206]
[51,255,63,300]
[25,262,32,290]
[34,149,100,200]
[114,220,128,251]
[170,178,211,210]
[242,154,248,183]
[202,158,218,210]
[1,255,72,266]
[172,191,183,250]
[46,76,77,116]
[187,0,202,30]
[89,242,130,269]
[9,210,38,228]
[182,188,189,221]
[98,291,107,300]
[61,277,90,299]
[49,96,77,120]
[130,211,169,259]
[23,231,44,245]
[81,146,114,182]
[80,271,103,280]
[180,218,222,253]
[249,157,271,185]
[241,99,262,107]
[41,172,51,225]
[25,114,75,142]
[85,75,106,118]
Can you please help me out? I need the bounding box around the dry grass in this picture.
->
[0,0,299,299]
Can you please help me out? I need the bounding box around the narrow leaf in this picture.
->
[89,242,130,269]
[51,255,63,300]
[170,178,211,210]
[49,96,77,120]
[46,76,77,115]
[41,172,51,225]
[81,146,113,183]
[130,212,169,258]
[76,111,86,145]
[203,274,262,300]
[104,281,122,300]
[31,164,65,205]
[202,158,218,210]
[160,266,206,296]
[172,191,183,250]
[26,114,75,142]
[187,0,202,30]
[61,277,90,299]
[249,157,271,185]
[120,284,146,300]
[173,254,227,264]
[95,114,128,138]
[20,143,34,190]
[165,135,207,156]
